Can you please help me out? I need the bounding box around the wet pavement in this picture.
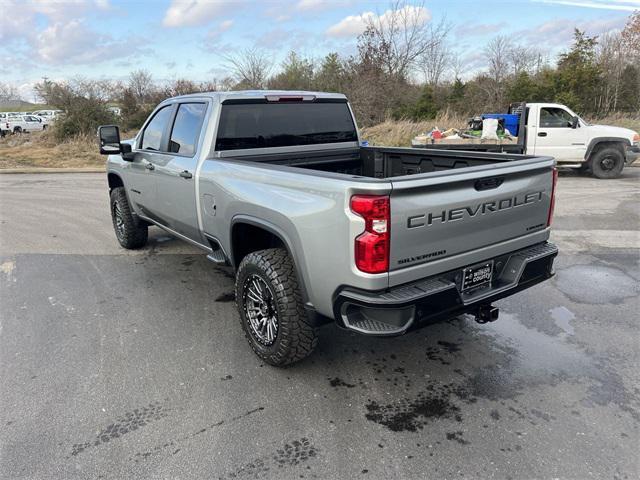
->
[0,169,638,479]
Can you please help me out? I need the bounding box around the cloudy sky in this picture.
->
[2,0,638,100]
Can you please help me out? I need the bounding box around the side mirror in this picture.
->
[571,116,579,129]
[98,125,134,160]
[98,125,122,154]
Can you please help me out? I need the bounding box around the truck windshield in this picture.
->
[215,101,358,151]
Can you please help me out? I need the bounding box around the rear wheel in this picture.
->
[235,248,317,366]
[109,187,148,249]
[13,127,22,134]
[590,146,624,179]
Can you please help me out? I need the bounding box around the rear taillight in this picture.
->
[351,195,390,274]
[547,167,558,227]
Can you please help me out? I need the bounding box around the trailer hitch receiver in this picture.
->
[474,305,499,324]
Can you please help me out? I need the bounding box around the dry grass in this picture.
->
[361,113,468,147]
[0,130,137,169]
[0,131,104,169]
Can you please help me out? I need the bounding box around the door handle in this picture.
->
[179,170,193,179]
[538,132,547,137]
[145,163,155,170]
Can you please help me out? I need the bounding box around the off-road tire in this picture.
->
[589,146,624,179]
[109,187,148,249]
[235,248,317,366]
[13,127,22,134]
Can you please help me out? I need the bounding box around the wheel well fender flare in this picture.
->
[229,215,310,305]
[585,137,630,160]
[107,170,143,221]
[107,171,125,191]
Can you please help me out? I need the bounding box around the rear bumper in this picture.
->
[333,242,558,335]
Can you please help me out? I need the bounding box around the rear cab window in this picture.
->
[169,103,207,156]
[215,100,357,151]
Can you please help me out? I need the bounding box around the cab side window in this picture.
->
[540,108,573,128]
[169,103,207,156]
[141,106,173,151]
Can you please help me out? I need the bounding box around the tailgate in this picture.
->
[388,157,555,287]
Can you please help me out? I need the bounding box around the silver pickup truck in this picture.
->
[98,90,559,366]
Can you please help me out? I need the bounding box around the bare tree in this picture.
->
[128,70,154,103]
[597,32,626,113]
[484,36,511,107]
[419,19,452,85]
[486,36,511,83]
[509,45,539,75]
[365,0,445,80]
[223,48,273,89]
[0,83,20,103]
[448,53,465,81]
[621,10,640,58]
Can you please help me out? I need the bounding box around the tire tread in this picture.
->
[235,248,317,366]
[110,187,148,249]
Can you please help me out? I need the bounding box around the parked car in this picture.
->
[107,106,122,117]
[32,109,62,121]
[415,102,640,179]
[98,90,558,366]
[6,114,47,133]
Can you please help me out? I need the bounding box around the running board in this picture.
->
[206,249,227,264]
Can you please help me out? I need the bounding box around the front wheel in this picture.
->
[235,248,317,366]
[590,147,624,179]
[110,187,148,249]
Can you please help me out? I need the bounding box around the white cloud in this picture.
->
[326,5,431,38]
[207,19,234,40]
[219,19,234,31]
[0,0,129,72]
[533,0,640,11]
[163,0,236,27]
[295,0,325,11]
[515,16,627,45]
[35,19,145,64]
[326,11,375,37]
[1,0,108,40]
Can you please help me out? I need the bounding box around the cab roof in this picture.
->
[168,90,347,103]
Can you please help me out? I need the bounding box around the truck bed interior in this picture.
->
[234,146,533,179]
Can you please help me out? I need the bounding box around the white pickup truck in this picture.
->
[2,114,47,134]
[416,102,640,179]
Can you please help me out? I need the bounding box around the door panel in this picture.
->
[154,155,200,240]
[152,102,207,242]
[533,107,587,161]
[127,104,175,218]
[126,151,159,218]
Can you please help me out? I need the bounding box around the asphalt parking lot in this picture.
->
[1,169,638,479]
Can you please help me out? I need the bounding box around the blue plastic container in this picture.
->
[482,113,520,136]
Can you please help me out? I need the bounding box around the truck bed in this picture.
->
[230,146,537,179]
